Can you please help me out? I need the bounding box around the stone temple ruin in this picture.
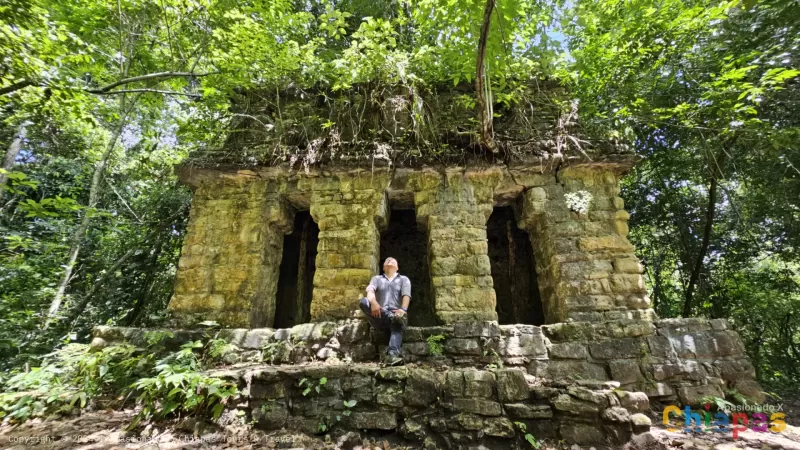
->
[94,87,764,448]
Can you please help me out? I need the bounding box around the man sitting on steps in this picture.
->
[359,257,410,366]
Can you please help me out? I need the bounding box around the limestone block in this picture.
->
[455,413,484,430]
[252,401,289,429]
[451,398,502,416]
[528,360,609,381]
[649,360,707,381]
[453,321,500,338]
[404,369,443,406]
[730,379,766,404]
[251,382,286,399]
[578,236,635,252]
[614,258,643,274]
[548,342,589,359]
[602,406,631,423]
[615,391,649,413]
[552,394,600,416]
[610,274,646,294]
[496,369,529,402]
[643,382,674,398]
[677,384,724,406]
[608,360,645,384]
[714,359,756,380]
[667,331,744,359]
[376,384,404,407]
[445,338,481,355]
[655,317,713,334]
[498,331,548,357]
[347,411,398,430]
[503,403,552,419]
[567,386,611,406]
[630,413,652,430]
[445,371,465,398]
[589,337,647,360]
[463,370,495,398]
[484,417,515,438]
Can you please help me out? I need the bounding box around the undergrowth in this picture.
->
[0,332,238,427]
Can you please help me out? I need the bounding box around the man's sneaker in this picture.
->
[384,353,404,366]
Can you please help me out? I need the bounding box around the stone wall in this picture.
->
[169,177,293,328]
[216,363,652,448]
[94,316,762,406]
[169,155,651,327]
[516,166,650,324]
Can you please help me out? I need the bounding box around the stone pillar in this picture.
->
[518,166,653,323]
[168,177,293,328]
[413,169,498,323]
[307,171,390,321]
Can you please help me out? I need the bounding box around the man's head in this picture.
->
[383,257,398,276]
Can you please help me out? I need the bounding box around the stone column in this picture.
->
[168,176,293,328]
[518,165,653,323]
[307,171,390,321]
[413,169,498,323]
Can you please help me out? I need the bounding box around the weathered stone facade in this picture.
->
[169,155,650,327]
[150,154,766,447]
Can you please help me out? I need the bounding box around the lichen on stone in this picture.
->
[564,190,593,215]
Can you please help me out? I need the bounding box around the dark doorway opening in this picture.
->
[380,209,437,326]
[487,206,544,325]
[274,211,319,328]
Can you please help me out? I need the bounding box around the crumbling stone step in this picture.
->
[211,362,653,447]
[93,315,764,408]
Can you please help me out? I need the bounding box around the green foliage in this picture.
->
[0,343,145,423]
[130,341,238,427]
[0,338,237,427]
[514,421,541,449]
[699,395,737,412]
[299,376,328,396]
[426,334,445,356]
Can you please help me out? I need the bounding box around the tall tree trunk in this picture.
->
[47,106,132,319]
[682,150,727,317]
[476,0,497,153]
[0,122,28,203]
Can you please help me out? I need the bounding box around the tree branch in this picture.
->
[86,71,213,93]
[683,149,728,317]
[0,79,35,96]
[93,88,201,97]
[476,0,498,153]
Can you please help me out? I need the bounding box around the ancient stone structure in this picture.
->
[117,87,765,447]
[168,155,650,328]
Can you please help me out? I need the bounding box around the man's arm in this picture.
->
[396,276,411,316]
[365,276,381,318]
